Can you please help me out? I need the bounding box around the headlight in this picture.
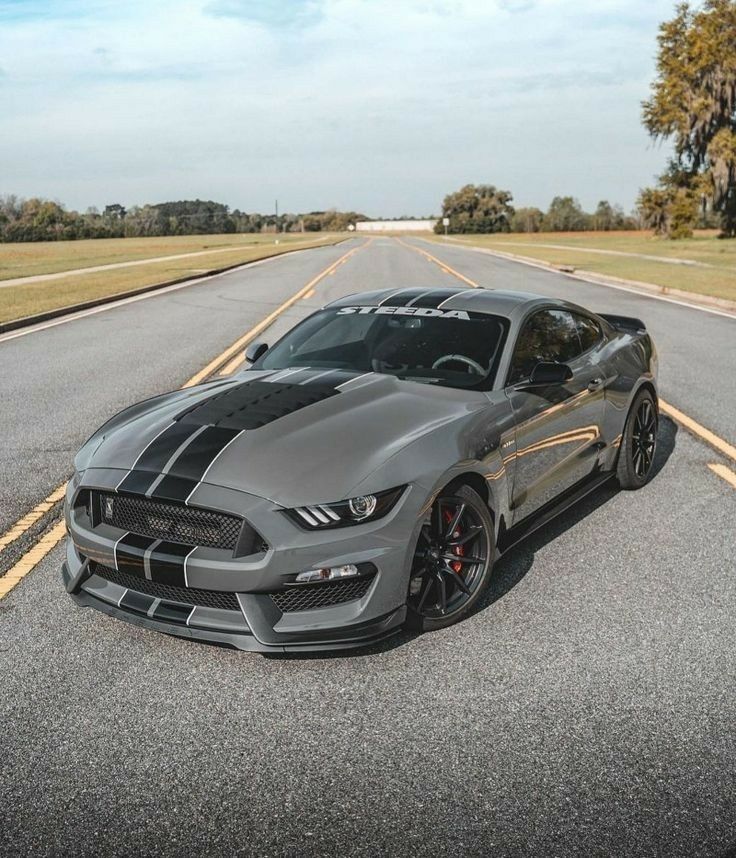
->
[284,486,406,530]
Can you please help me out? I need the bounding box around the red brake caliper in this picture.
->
[443,509,465,574]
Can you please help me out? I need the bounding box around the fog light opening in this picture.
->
[295,564,360,584]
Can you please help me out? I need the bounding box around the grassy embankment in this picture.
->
[435,231,736,303]
[0,233,345,324]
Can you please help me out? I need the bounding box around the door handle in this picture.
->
[588,377,604,391]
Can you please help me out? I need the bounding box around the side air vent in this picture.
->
[269,574,375,613]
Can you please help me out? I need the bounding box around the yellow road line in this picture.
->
[0,241,364,601]
[708,463,736,489]
[185,243,362,386]
[0,484,67,553]
[396,238,479,288]
[660,399,736,464]
[0,520,67,597]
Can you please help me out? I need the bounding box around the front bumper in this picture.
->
[63,468,420,652]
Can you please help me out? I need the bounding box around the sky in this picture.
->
[0,0,678,217]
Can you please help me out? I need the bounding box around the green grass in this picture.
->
[0,234,345,324]
[0,232,337,281]
[433,230,736,303]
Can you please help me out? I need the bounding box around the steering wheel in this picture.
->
[432,354,485,375]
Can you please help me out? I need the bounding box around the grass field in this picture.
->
[0,233,344,324]
[434,230,736,303]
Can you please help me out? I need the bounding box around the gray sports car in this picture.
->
[63,286,658,652]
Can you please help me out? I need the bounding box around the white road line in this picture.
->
[0,246,323,344]
[432,240,736,322]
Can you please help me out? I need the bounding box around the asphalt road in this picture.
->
[1,236,735,857]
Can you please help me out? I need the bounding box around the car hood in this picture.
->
[81,369,489,506]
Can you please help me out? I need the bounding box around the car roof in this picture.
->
[325,286,592,322]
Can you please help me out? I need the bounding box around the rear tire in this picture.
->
[405,485,494,632]
[616,389,658,490]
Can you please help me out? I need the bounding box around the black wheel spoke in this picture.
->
[441,564,471,595]
[417,576,435,612]
[447,525,482,547]
[445,503,465,540]
[442,554,482,566]
[435,571,447,614]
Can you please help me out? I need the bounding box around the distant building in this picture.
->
[355,220,437,232]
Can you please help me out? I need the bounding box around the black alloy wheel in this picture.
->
[617,389,658,489]
[406,484,494,632]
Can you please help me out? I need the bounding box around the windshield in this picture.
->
[255,305,509,390]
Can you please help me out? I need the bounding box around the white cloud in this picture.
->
[0,0,675,215]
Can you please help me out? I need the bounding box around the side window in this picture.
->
[507,310,581,385]
[574,314,602,353]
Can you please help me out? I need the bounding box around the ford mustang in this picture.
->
[63,286,658,652]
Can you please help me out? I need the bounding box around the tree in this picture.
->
[593,200,625,231]
[638,187,671,235]
[435,184,514,234]
[643,0,736,236]
[542,196,589,232]
[510,207,544,233]
[104,203,126,220]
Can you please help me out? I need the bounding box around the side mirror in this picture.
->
[527,361,573,386]
[245,341,268,364]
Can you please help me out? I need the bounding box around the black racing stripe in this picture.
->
[115,533,157,578]
[133,423,197,473]
[117,469,158,496]
[384,288,431,307]
[165,426,241,481]
[410,289,464,309]
[148,475,199,503]
[176,380,339,431]
[148,541,192,587]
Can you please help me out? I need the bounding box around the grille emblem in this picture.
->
[104,497,115,519]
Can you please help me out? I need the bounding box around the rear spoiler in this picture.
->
[598,313,646,334]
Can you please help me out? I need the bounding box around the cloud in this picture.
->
[205,0,323,29]
[0,0,676,215]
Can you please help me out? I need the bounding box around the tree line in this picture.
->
[0,196,366,243]
[435,185,645,235]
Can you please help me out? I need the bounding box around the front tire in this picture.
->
[405,484,494,632]
[616,389,658,489]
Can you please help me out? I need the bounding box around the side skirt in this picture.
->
[497,471,615,555]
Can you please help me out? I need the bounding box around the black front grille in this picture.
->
[270,574,375,613]
[96,491,245,551]
[92,563,241,611]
